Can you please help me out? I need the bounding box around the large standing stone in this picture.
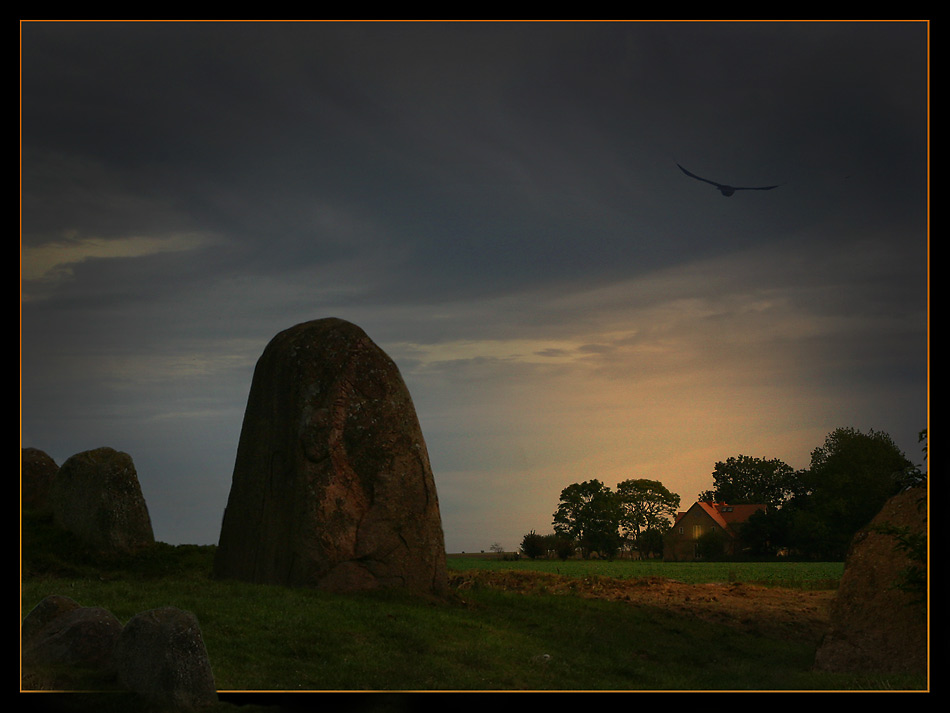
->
[48,447,155,555]
[113,607,217,711]
[813,485,927,675]
[214,318,447,594]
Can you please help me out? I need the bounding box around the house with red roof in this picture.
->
[663,501,766,561]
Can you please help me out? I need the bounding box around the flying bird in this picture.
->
[677,163,778,197]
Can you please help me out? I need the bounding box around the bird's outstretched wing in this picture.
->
[677,163,722,188]
[677,163,779,195]
[731,184,779,191]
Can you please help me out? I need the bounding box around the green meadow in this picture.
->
[446,554,844,589]
[21,513,926,700]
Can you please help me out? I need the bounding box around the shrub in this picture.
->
[520,531,547,559]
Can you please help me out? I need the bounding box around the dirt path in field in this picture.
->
[449,569,835,644]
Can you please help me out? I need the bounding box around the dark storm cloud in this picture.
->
[22,21,926,294]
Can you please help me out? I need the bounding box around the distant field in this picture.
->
[446,556,844,589]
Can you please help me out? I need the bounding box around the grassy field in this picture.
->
[21,515,927,698]
[446,555,845,589]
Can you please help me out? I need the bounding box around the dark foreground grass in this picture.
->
[22,571,844,692]
[21,516,927,698]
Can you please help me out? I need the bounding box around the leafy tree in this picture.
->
[636,527,667,559]
[788,426,911,559]
[697,455,799,510]
[737,507,789,558]
[550,533,576,560]
[615,479,680,556]
[552,480,622,558]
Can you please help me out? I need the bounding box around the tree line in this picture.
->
[521,426,926,562]
[522,478,681,560]
[724,427,926,560]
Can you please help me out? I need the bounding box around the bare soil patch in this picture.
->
[449,569,834,644]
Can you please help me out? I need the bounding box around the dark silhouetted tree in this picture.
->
[786,426,911,559]
[696,455,800,510]
[636,527,666,559]
[552,479,622,558]
[616,478,680,556]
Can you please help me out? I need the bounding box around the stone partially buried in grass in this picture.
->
[113,607,217,711]
[22,596,123,680]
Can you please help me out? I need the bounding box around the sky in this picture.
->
[20,20,929,554]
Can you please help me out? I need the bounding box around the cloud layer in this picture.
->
[21,21,928,552]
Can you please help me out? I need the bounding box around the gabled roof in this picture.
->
[696,502,731,529]
[673,502,766,534]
